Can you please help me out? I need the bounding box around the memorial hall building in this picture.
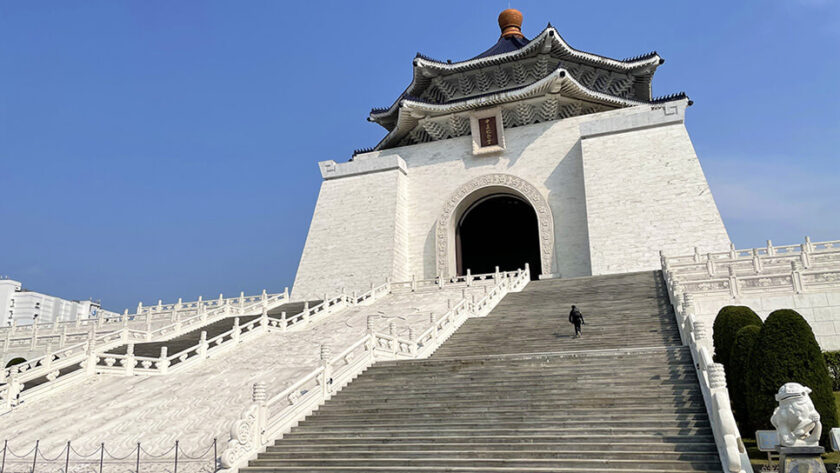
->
[292,9,731,300]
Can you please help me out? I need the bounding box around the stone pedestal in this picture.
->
[779,446,827,473]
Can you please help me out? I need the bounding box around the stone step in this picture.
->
[282,426,714,439]
[257,450,717,461]
[312,405,706,418]
[266,441,719,453]
[293,419,711,432]
[243,457,722,471]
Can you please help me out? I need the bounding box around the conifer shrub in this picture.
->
[727,325,761,432]
[712,305,762,368]
[746,309,837,444]
[824,351,840,391]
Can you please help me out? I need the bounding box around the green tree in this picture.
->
[746,309,837,445]
[728,325,761,433]
[712,305,762,368]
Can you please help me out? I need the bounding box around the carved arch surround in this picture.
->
[435,174,555,278]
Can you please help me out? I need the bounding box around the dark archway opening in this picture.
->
[5,357,26,368]
[456,194,542,280]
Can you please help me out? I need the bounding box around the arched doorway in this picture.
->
[456,194,542,279]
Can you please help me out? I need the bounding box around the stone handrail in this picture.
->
[1,293,292,412]
[1,291,290,357]
[218,266,530,471]
[2,292,290,381]
[662,237,840,274]
[0,290,288,334]
[663,267,753,473]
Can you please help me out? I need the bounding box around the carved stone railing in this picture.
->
[1,290,291,356]
[662,237,840,281]
[0,292,293,413]
[218,266,530,471]
[2,292,291,382]
[661,238,840,299]
[663,268,753,473]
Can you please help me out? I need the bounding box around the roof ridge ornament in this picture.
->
[498,9,524,39]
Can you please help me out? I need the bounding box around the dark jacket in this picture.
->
[569,308,584,325]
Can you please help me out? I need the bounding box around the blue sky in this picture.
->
[1,1,838,311]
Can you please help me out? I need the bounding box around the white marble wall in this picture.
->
[293,101,730,298]
[580,103,731,275]
[694,289,840,351]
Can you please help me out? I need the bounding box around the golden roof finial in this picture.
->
[498,9,524,39]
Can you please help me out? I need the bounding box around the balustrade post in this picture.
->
[729,242,737,260]
[706,254,715,277]
[85,328,98,375]
[693,246,702,263]
[44,341,53,370]
[157,299,163,312]
[320,345,332,398]
[767,239,775,256]
[261,289,267,302]
[60,325,67,348]
[260,308,268,332]
[197,295,203,314]
[466,269,472,287]
[232,317,241,343]
[158,347,169,374]
[389,322,398,358]
[791,261,804,294]
[125,343,135,376]
[461,288,467,301]
[9,320,16,335]
[284,287,289,299]
[252,382,268,444]
[727,266,740,298]
[239,291,245,312]
[805,235,814,253]
[800,244,811,269]
[145,316,152,343]
[438,273,444,289]
[752,248,763,273]
[524,262,530,277]
[303,302,310,325]
[198,331,208,359]
[30,322,38,350]
[122,309,129,328]
[280,312,287,332]
[411,274,417,292]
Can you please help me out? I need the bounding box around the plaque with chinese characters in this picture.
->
[478,116,499,148]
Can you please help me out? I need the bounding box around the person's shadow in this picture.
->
[552,331,575,340]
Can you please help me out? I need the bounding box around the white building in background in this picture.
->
[0,278,111,326]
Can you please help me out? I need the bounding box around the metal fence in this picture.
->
[0,439,218,473]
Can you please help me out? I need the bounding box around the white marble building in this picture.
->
[0,278,110,327]
[292,13,730,300]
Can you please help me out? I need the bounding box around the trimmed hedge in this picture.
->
[728,325,762,433]
[746,309,837,445]
[824,351,840,391]
[713,305,762,368]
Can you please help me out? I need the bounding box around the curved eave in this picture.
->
[373,67,649,150]
[415,26,662,74]
[369,26,662,130]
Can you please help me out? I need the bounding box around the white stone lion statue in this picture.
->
[770,382,822,447]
